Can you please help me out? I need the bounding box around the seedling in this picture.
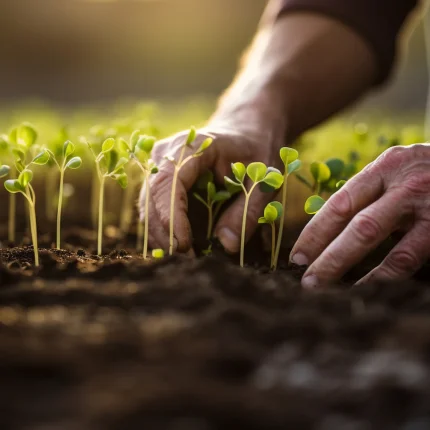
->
[193,171,232,240]
[119,131,158,259]
[85,137,129,255]
[225,162,284,267]
[165,127,213,255]
[3,148,51,266]
[45,140,82,249]
[272,147,302,270]
[258,201,283,269]
[305,180,346,215]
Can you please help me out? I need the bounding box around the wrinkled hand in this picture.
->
[291,144,430,288]
[139,124,285,253]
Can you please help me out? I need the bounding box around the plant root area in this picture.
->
[2,238,430,429]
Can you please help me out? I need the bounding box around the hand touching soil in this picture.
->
[291,144,430,287]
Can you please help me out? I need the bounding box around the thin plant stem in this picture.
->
[240,183,257,268]
[143,172,150,259]
[97,176,106,256]
[213,201,224,222]
[207,204,213,240]
[24,188,39,267]
[273,172,288,270]
[91,168,99,230]
[271,222,276,269]
[56,169,65,249]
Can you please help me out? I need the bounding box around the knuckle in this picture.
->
[402,172,430,196]
[351,213,382,243]
[326,188,353,219]
[384,249,420,274]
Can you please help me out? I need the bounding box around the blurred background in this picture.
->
[0,0,427,114]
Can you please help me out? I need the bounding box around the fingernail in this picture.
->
[302,274,319,290]
[290,252,309,266]
[217,227,239,253]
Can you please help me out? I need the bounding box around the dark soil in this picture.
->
[2,226,430,429]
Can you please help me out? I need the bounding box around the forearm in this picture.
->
[209,12,378,141]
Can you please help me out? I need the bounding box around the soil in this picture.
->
[2,222,430,429]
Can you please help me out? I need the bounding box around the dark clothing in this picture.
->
[278,0,419,84]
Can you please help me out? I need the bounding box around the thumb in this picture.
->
[214,182,273,253]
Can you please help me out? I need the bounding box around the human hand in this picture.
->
[139,121,286,254]
[290,144,430,288]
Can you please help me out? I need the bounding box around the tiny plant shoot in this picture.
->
[225,162,284,267]
[193,171,231,240]
[165,127,213,255]
[3,147,51,266]
[119,130,158,259]
[46,141,82,249]
[86,137,129,256]
[258,201,283,269]
[305,179,346,215]
[273,147,301,270]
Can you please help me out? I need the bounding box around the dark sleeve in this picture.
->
[278,0,418,85]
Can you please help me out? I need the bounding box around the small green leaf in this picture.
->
[152,249,165,259]
[63,141,75,158]
[114,157,129,172]
[17,123,37,147]
[310,162,331,184]
[130,130,141,150]
[195,137,213,156]
[325,158,345,179]
[116,173,128,189]
[207,182,216,200]
[304,195,326,215]
[269,201,283,220]
[65,156,82,170]
[150,166,159,174]
[137,136,156,154]
[12,148,25,162]
[336,180,346,189]
[287,159,302,175]
[258,217,268,224]
[9,128,17,145]
[263,204,278,223]
[119,138,131,154]
[262,171,284,189]
[193,192,208,207]
[15,160,25,173]
[4,179,24,194]
[32,150,50,166]
[18,169,33,188]
[280,147,298,166]
[224,176,241,191]
[0,135,9,151]
[0,165,10,178]
[247,162,267,183]
[213,190,231,203]
[186,127,197,146]
[101,138,115,153]
[231,162,246,183]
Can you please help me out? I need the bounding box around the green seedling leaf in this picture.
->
[258,217,268,224]
[269,201,283,219]
[9,127,18,145]
[119,137,131,154]
[194,137,213,156]
[280,147,298,166]
[65,156,82,170]
[336,180,346,189]
[32,150,50,166]
[186,127,197,146]
[4,179,24,194]
[12,148,25,162]
[0,135,9,151]
[63,141,75,158]
[114,157,129,172]
[213,190,231,203]
[152,249,165,259]
[150,166,159,174]
[247,162,267,183]
[263,204,278,223]
[0,165,10,178]
[130,130,141,150]
[232,162,246,183]
[262,171,284,189]
[207,182,216,200]
[18,169,33,188]
[15,159,25,173]
[287,159,302,175]
[17,123,37,147]
[325,158,345,179]
[193,192,208,207]
[310,162,331,184]
[305,195,326,215]
[259,167,283,193]
[137,136,156,154]
[115,173,128,189]
[224,176,241,190]
[101,138,115,154]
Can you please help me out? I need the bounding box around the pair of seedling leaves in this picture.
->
[2,124,82,195]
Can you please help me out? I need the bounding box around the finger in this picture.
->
[300,189,406,289]
[290,165,384,267]
[356,221,430,284]
[214,179,274,253]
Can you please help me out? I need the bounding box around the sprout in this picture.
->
[85,136,129,256]
[120,131,158,259]
[152,248,165,259]
[165,127,213,255]
[193,171,232,240]
[3,148,51,266]
[258,201,283,269]
[225,161,284,267]
[45,140,82,249]
[272,147,301,270]
[305,179,347,215]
